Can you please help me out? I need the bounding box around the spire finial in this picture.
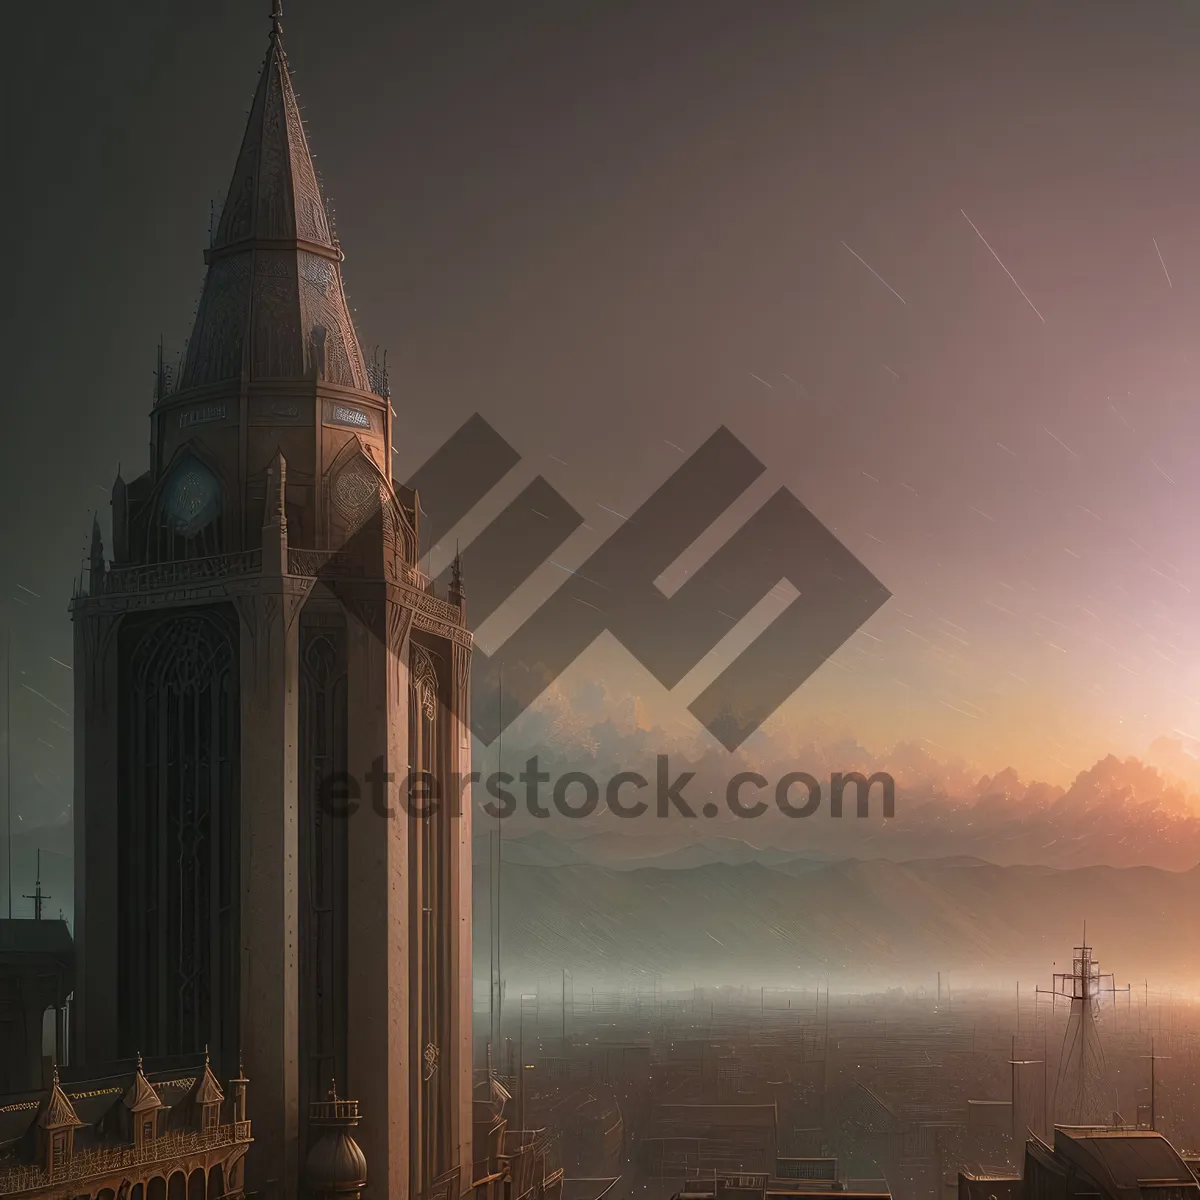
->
[204,1044,210,1067]
[52,1062,59,1087]
[270,0,283,37]
[136,1050,143,1073]
[450,541,465,607]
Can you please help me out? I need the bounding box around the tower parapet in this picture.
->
[305,1085,367,1200]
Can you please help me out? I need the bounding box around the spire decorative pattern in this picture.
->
[179,18,369,393]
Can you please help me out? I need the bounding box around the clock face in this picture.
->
[164,458,222,537]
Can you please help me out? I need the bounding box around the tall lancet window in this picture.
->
[409,645,447,1194]
[118,606,240,1063]
[155,455,224,561]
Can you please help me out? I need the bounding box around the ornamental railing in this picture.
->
[104,552,262,594]
[309,1097,359,1122]
[286,549,442,598]
[0,1122,251,1195]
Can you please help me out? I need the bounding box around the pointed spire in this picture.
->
[111,468,128,563]
[264,451,288,530]
[89,515,105,595]
[449,543,465,609]
[179,11,369,393]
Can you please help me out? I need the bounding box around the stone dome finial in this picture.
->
[305,1087,366,1200]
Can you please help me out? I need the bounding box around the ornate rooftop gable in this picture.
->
[35,1068,82,1132]
[190,1051,226,1108]
[123,1055,163,1114]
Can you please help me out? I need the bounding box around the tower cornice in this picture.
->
[204,238,344,266]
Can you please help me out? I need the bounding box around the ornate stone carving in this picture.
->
[298,252,367,389]
[180,255,252,388]
[422,1043,438,1082]
[105,551,263,596]
[232,580,313,707]
[331,465,378,526]
[412,611,472,648]
[451,640,471,717]
[410,644,440,723]
[252,251,302,378]
[386,604,414,698]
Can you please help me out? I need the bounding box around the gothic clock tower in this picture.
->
[70,9,474,1199]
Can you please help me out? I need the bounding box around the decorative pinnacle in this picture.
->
[270,0,283,37]
[136,1051,143,1072]
[450,542,465,604]
[327,1079,339,1102]
[204,1044,210,1067]
[52,1063,59,1087]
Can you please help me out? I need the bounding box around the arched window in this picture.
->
[154,455,224,561]
[409,644,444,1193]
[119,607,239,1061]
[207,1164,225,1200]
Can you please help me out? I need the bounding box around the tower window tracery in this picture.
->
[153,455,225,561]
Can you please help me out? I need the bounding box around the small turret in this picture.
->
[305,1082,367,1200]
[88,515,106,595]
[449,546,465,616]
[261,450,289,575]
[111,467,128,563]
[188,1046,225,1132]
[231,1052,249,1124]
[124,1052,163,1148]
[36,1064,83,1178]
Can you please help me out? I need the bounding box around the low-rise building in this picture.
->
[0,1052,250,1200]
[960,1127,1200,1200]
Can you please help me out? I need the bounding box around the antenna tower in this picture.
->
[1037,927,1117,1126]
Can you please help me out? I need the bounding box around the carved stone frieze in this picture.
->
[412,611,472,649]
[451,640,471,716]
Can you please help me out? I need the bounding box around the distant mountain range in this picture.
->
[470,748,1200,872]
[472,851,1200,989]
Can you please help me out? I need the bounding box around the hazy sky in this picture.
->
[6,0,1200,829]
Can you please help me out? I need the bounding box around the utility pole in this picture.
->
[1141,1038,1171,1131]
[1009,1035,1045,1144]
[22,850,49,921]
[518,994,528,1135]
